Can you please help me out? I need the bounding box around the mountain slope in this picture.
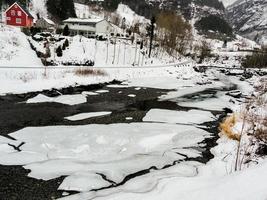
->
[226,0,267,43]
[75,0,225,19]
[75,0,230,38]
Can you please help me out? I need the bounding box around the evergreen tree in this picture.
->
[62,43,66,50]
[56,46,63,57]
[64,39,69,47]
[63,25,70,36]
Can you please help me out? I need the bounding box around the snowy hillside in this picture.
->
[116,4,149,28]
[75,3,149,29]
[0,25,42,67]
[29,0,48,19]
[31,34,171,66]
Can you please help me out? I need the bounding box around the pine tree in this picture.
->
[64,39,69,47]
[62,43,66,50]
[63,25,70,36]
[56,46,63,57]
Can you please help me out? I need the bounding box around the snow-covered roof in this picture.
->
[43,17,55,25]
[63,18,104,24]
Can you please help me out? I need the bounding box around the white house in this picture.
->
[35,17,55,31]
[62,18,114,37]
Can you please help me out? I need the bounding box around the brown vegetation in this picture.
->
[242,52,267,68]
[220,114,241,141]
[156,11,193,56]
[221,78,267,171]
[74,68,107,77]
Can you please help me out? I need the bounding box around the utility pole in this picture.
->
[106,37,109,64]
[148,16,156,58]
[137,40,143,66]
[112,36,117,64]
[123,41,126,65]
[94,38,97,63]
[133,36,137,65]
[117,39,121,65]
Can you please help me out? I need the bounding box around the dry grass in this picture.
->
[19,72,37,83]
[74,68,107,77]
[220,114,241,141]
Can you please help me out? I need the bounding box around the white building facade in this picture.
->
[62,18,114,37]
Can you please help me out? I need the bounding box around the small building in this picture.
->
[62,18,113,37]
[5,2,34,27]
[35,17,55,31]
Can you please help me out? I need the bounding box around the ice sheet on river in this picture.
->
[26,94,87,105]
[65,112,111,121]
[0,123,210,192]
[143,109,215,124]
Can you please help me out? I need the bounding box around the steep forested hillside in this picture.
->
[46,0,76,21]
[74,0,230,37]
[0,0,27,7]
[75,0,225,19]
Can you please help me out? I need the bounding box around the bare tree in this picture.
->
[156,11,193,56]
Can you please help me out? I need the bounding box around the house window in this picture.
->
[6,17,11,21]
[17,11,22,16]
[16,18,22,24]
[11,10,16,16]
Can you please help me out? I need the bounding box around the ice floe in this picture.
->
[65,112,111,121]
[26,94,87,105]
[143,109,215,124]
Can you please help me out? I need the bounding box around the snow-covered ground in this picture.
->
[0,25,43,67]
[0,24,191,95]
[41,35,170,66]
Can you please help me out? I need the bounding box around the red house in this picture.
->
[5,2,34,27]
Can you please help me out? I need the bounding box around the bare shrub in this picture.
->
[220,78,267,171]
[156,11,193,56]
[74,68,107,77]
[234,79,267,170]
[242,52,267,68]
